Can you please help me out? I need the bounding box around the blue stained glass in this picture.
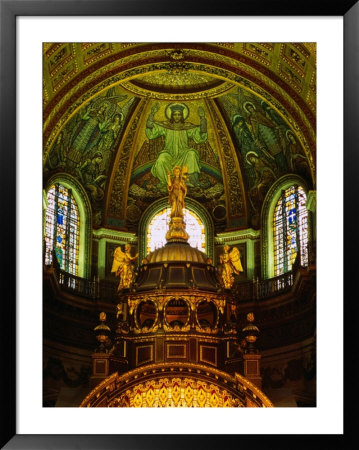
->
[274,185,308,275]
[45,184,80,275]
[57,210,64,225]
[288,209,296,224]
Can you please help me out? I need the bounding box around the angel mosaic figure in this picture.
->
[285,130,310,179]
[66,88,128,167]
[167,165,188,218]
[111,244,139,291]
[68,101,111,163]
[219,245,244,289]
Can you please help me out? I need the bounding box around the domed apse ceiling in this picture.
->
[43,43,316,231]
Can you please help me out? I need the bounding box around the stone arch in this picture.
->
[79,363,273,408]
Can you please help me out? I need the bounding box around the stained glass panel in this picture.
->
[274,185,308,276]
[44,184,80,275]
[147,208,205,255]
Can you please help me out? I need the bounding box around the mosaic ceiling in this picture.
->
[43,43,316,231]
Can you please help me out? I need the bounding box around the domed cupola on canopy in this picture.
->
[133,166,219,292]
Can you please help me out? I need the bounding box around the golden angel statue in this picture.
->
[167,165,188,218]
[219,245,244,289]
[111,244,139,291]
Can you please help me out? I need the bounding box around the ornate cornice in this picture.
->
[121,78,235,100]
[216,228,260,243]
[92,228,137,243]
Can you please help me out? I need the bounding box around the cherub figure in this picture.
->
[111,244,139,291]
[167,165,188,218]
[219,245,244,289]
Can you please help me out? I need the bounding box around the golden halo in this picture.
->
[165,103,189,120]
[286,129,296,141]
[246,151,259,165]
[243,101,256,114]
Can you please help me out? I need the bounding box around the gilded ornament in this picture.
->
[111,244,139,291]
[116,303,123,319]
[218,245,244,289]
[81,363,273,408]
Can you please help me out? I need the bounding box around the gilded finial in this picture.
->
[242,312,259,352]
[165,165,189,243]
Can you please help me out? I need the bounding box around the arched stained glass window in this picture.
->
[45,184,80,275]
[147,207,205,255]
[273,185,308,275]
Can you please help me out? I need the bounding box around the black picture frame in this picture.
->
[1,0,356,448]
